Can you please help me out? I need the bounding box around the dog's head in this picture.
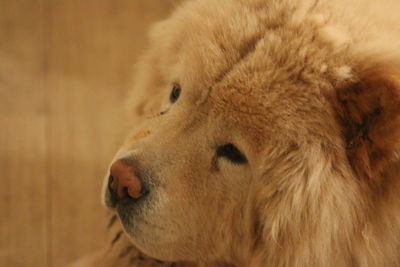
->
[103,0,400,265]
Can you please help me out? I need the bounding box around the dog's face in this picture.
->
[103,0,400,264]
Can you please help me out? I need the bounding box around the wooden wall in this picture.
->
[0,1,174,266]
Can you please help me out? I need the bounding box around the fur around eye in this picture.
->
[170,84,181,103]
[216,143,247,164]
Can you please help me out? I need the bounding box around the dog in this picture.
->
[103,0,400,266]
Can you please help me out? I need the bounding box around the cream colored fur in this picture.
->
[95,0,400,266]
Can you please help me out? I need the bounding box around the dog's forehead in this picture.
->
[156,0,345,147]
[199,49,341,152]
[173,16,332,112]
[158,0,269,91]
[204,75,315,145]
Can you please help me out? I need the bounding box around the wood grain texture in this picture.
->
[0,1,48,266]
[0,1,173,266]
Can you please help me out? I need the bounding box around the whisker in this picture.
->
[111,230,123,246]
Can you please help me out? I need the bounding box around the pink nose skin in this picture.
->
[109,159,143,199]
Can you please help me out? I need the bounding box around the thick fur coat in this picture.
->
[76,0,400,266]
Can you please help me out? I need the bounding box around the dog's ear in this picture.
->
[335,68,400,182]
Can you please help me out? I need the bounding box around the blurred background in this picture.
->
[0,1,177,266]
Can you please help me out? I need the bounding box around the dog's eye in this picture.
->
[216,143,247,164]
[170,84,181,103]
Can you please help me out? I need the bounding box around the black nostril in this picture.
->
[108,175,122,199]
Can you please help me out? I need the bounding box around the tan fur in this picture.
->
[98,0,400,266]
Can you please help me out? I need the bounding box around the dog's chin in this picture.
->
[124,232,186,262]
[116,209,189,262]
[117,216,168,260]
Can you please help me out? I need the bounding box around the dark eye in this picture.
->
[216,143,247,164]
[170,83,181,103]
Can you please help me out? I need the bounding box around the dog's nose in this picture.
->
[109,159,146,199]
